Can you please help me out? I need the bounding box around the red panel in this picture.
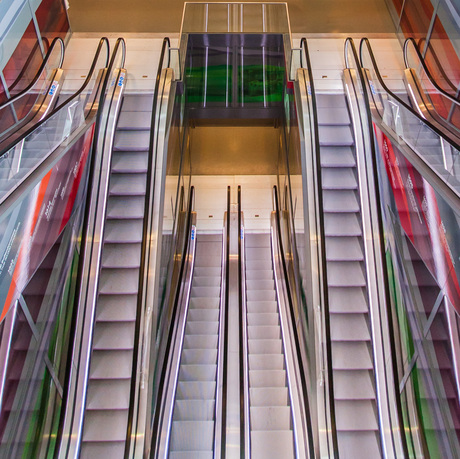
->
[391,0,404,17]
[399,0,434,38]
[35,0,70,41]
[0,20,41,132]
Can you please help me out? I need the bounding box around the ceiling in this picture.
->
[67,0,396,34]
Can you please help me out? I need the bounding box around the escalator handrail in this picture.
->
[345,36,411,458]
[0,37,112,158]
[52,37,127,459]
[300,37,339,458]
[127,36,171,456]
[403,37,460,107]
[417,36,459,95]
[1,36,56,103]
[147,184,195,457]
[272,185,315,458]
[220,185,231,458]
[357,37,460,150]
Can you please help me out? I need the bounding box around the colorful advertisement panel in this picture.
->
[374,123,460,312]
[0,125,94,322]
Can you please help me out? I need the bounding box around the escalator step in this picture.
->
[189,297,220,309]
[169,421,214,451]
[330,314,371,341]
[182,349,218,365]
[251,431,293,458]
[320,146,356,168]
[176,381,216,400]
[104,220,143,243]
[326,261,366,287]
[248,325,280,340]
[337,431,381,459]
[249,353,284,370]
[247,312,279,326]
[246,279,274,290]
[86,379,130,410]
[89,349,133,379]
[249,339,282,355]
[113,131,150,152]
[82,410,128,442]
[92,321,135,350]
[335,399,378,431]
[247,289,276,302]
[324,213,361,236]
[121,95,154,112]
[102,243,141,268]
[183,335,218,349]
[80,441,125,459]
[187,309,219,322]
[185,321,219,335]
[328,286,367,313]
[111,151,148,173]
[117,111,151,130]
[109,173,147,195]
[250,406,291,430]
[250,387,288,406]
[319,125,354,146]
[247,300,278,313]
[323,190,360,213]
[96,294,137,322]
[331,341,373,370]
[179,363,216,382]
[333,369,376,400]
[326,236,363,261]
[316,93,347,109]
[169,452,212,459]
[173,400,215,421]
[322,167,358,189]
[106,196,145,219]
[317,106,350,125]
[99,268,140,294]
[249,369,286,387]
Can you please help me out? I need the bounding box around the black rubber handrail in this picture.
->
[0,37,111,158]
[345,36,410,458]
[300,37,338,458]
[272,184,315,458]
[5,36,51,97]
[128,36,170,458]
[358,37,459,150]
[0,37,64,110]
[220,185,231,459]
[53,36,126,459]
[417,37,458,95]
[404,37,460,107]
[237,185,245,457]
[146,183,194,458]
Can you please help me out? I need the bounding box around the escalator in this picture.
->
[2,3,460,458]
[0,37,126,458]
[79,93,152,457]
[0,37,66,147]
[316,92,381,455]
[244,232,295,456]
[345,37,460,457]
[402,37,460,142]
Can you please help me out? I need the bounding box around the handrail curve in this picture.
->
[0,37,110,158]
[403,37,460,107]
[0,37,65,111]
[358,37,459,150]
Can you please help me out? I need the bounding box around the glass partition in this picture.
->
[360,40,460,194]
[0,39,109,204]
